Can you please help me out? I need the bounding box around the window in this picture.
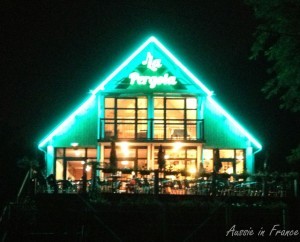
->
[104,145,147,170]
[104,97,148,139]
[154,146,197,174]
[54,148,97,181]
[154,97,197,140]
[202,149,245,174]
[203,149,213,173]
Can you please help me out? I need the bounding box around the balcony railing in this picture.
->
[99,118,204,141]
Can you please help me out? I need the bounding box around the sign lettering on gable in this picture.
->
[129,52,177,89]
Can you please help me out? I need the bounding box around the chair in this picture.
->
[137,130,147,138]
[171,129,190,139]
[105,130,113,138]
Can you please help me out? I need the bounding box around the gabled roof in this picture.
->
[38,36,262,150]
[91,36,213,95]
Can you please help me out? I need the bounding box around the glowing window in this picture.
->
[138,97,147,108]
[87,148,97,158]
[186,98,197,109]
[187,110,196,119]
[117,99,136,109]
[220,149,234,159]
[105,98,115,108]
[154,97,164,108]
[56,159,64,180]
[166,99,184,109]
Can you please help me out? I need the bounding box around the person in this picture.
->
[143,178,150,194]
[46,174,58,194]
[34,169,47,193]
[127,176,136,193]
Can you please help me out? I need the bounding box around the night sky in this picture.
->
[1,0,299,200]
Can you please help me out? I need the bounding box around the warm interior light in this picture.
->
[226,167,233,174]
[120,142,129,157]
[164,154,170,159]
[189,167,196,174]
[85,165,91,172]
[75,149,80,157]
[121,160,129,166]
[236,155,244,160]
[173,142,183,151]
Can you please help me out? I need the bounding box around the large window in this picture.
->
[154,97,197,140]
[104,97,148,139]
[55,148,97,181]
[104,145,148,171]
[154,145,197,175]
[202,149,245,174]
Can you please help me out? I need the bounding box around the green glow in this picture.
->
[92,36,213,95]
[142,52,162,71]
[38,36,262,152]
[129,72,177,89]
[207,96,262,149]
[129,51,177,89]
[92,37,155,94]
[38,95,96,148]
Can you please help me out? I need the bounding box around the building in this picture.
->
[38,36,262,185]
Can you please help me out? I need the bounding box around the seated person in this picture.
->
[126,176,137,193]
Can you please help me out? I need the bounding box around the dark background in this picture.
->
[1,0,299,203]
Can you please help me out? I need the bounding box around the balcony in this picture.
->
[99,118,204,142]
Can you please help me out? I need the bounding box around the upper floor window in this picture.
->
[154,97,197,139]
[104,97,148,139]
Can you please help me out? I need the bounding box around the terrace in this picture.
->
[1,168,299,242]
[32,167,299,198]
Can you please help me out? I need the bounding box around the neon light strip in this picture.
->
[150,37,213,96]
[38,36,261,150]
[92,37,154,94]
[38,95,96,148]
[92,36,213,96]
[207,96,262,149]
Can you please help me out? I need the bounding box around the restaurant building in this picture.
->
[38,36,262,185]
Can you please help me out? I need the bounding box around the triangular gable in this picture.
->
[92,36,212,95]
[38,36,262,150]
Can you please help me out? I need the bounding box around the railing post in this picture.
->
[16,170,30,204]
[82,162,87,193]
[294,178,298,197]
[154,169,159,196]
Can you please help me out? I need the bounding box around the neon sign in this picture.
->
[129,52,177,89]
[142,52,162,71]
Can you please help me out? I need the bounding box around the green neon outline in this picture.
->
[38,95,96,148]
[92,36,213,96]
[207,96,262,149]
[38,36,262,150]
[92,37,154,94]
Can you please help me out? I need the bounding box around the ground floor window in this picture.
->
[153,145,197,175]
[54,147,97,181]
[102,143,198,176]
[103,145,148,170]
[202,148,245,174]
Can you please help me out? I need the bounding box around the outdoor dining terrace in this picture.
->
[35,170,299,198]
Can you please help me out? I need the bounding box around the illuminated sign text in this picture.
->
[129,72,177,89]
[129,52,177,89]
